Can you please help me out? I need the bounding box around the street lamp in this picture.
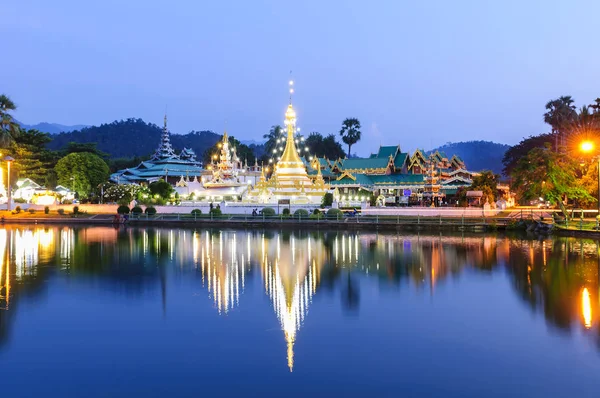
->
[580,140,600,217]
[4,156,14,211]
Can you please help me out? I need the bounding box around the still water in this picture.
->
[0,226,599,396]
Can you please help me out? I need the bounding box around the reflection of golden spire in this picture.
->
[582,287,592,329]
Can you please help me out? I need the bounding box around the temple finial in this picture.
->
[288,71,294,104]
[164,113,167,129]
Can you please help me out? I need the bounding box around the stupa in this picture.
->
[190,131,258,201]
[246,81,329,204]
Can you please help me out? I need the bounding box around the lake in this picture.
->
[0,226,598,397]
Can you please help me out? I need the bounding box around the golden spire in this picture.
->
[280,79,303,164]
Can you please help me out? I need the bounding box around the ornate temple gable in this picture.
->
[442,176,473,185]
[408,149,427,174]
[336,171,356,181]
[450,155,465,170]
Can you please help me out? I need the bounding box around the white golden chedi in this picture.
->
[246,84,329,204]
[179,131,259,201]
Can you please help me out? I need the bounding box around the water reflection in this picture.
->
[0,226,598,371]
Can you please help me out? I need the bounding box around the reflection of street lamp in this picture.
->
[580,140,600,217]
[4,156,13,211]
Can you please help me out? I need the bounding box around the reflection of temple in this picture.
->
[0,226,598,364]
[260,233,326,371]
[198,231,246,314]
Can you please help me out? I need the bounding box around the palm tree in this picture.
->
[0,94,20,147]
[339,118,361,158]
[543,96,577,150]
[263,125,284,158]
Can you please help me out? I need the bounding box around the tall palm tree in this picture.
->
[0,94,20,147]
[543,96,577,150]
[339,118,361,158]
[263,125,284,157]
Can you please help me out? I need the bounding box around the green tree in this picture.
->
[502,133,554,176]
[305,132,346,160]
[63,142,109,159]
[543,96,577,150]
[0,94,20,147]
[55,152,110,197]
[470,170,500,203]
[148,179,174,199]
[263,125,284,158]
[7,129,55,183]
[511,144,592,208]
[339,118,361,157]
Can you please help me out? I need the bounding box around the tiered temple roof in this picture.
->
[110,115,202,184]
[329,144,472,198]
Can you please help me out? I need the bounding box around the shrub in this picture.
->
[44,206,50,214]
[191,209,202,216]
[261,207,276,216]
[14,198,26,204]
[131,205,143,215]
[309,213,323,220]
[294,209,309,218]
[62,199,73,205]
[28,208,36,214]
[144,206,157,215]
[313,208,321,215]
[327,208,343,219]
[57,208,65,215]
[321,192,334,207]
[73,206,80,215]
[282,208,290,216]
[117,205,130,215]
[210,208,222,216]
[14,206,21,214]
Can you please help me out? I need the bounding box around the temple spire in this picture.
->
[152,113,177,161]
[280,79,302,164]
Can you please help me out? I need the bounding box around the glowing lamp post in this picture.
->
[4,156,14,211]
[580,140,600,218]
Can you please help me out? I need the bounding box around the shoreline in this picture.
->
[0,215,504,232]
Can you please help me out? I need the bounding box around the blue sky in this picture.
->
[4,0,600,155]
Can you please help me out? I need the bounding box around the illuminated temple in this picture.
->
[180,131,260,200]
[246,83,329,204]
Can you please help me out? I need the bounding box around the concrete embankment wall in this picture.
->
[26,203,501,217]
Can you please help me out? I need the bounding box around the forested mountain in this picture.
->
[46,118,221,158]
[18,121,89,134]
[428,141,510,175]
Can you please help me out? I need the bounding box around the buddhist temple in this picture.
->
[110,115,203,185]
[246,81,329,204]
[326,145,475,206]
[180,131,261,201]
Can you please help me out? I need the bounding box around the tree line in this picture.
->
[503,95,600,209]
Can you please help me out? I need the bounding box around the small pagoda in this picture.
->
[192,131,259,201]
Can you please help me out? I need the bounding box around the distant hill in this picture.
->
[428,140,510,175]
[46,118,221,159]
[18,121,89,134]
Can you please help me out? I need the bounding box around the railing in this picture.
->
[128,212,509,227]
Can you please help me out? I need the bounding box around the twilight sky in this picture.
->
[3,0,600,155]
